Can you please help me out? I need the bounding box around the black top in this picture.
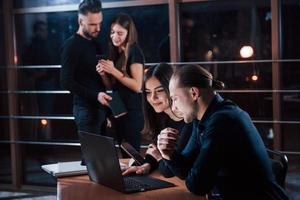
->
[144,119,193,177]
[164,94,288,200]
[113,44,145,110]
[60,34,105,106]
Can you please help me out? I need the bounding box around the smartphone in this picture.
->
[106,90,127,118]
[120,142,145,166]
[96,54,109,60]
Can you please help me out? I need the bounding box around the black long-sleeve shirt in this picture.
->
[164,94,288,200]
[60,34,105,106]
[144,120,193,177]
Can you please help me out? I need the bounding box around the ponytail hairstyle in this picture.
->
[172,64,225,91]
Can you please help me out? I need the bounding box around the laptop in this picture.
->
[41,161,87,177]
[79,131,175,193]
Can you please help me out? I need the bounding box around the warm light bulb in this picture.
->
[41,119,48,126]
[14,55,18,65]
[251,74,258,81]
[240,46,254,58]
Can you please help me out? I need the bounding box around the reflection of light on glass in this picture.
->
[41,119,48,126]
[240,46,254,58]
[14,56,18,64]
[205,50,213,60]
[251,74,258,81]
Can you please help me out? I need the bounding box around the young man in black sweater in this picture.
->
[60,0,111,136]
[158,65,289,200]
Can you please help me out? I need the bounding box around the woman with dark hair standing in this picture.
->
[96,13,144,151]
[122,63,192,176]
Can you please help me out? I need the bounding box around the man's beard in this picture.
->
[184,101,199,123]
[83,28,98,39]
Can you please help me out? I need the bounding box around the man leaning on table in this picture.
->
[157,64,289,200]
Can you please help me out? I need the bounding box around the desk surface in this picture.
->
[57,171,206,200]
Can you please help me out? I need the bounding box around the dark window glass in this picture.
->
[180,0,271,61]
[220,92,272,119]
[0,69,8,91]
[15,12,77,66]
[0,144,12,184]
[281,62,300,121]
[14,5,168,65]
[16,118,119,142]
[282,62,300,90]
[0,95,8,115]
[13,0,140,9]
[18,119,77,141]
[282,0,300,59]
[17,93,72,116]
[0,120,9,140]
[282,96,300,121]
[198,63,272,90]
[17,68,61,90]
[22,144,81,186]
[0,1,5,66]
[13,0,80,8]
[282,124,300,152]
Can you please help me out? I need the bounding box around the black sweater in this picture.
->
[164,94,288,200]
[145,120,193,177]
[60,34,105,106]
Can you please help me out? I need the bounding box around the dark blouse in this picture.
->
[144,119,193,178]
[114,43,145,110]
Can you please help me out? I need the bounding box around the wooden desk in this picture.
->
[57,171,206,200]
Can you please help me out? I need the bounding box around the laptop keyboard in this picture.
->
[124,177,151,190]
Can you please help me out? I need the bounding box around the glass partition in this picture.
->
[179,0,271,61]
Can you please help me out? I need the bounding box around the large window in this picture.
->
[9,2,169,186]
[281,0,300,154]
[2,0,300,188]
[0,1,11,184]
[180,0,271,62]
[179,0,273,147]
[15,5,169,65]
[13,0,139,9]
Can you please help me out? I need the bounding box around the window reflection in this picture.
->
[13,0,140,9]
[15,5,169,65]
[180,0,271,62]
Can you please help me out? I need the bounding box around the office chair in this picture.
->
[267,149,288,188]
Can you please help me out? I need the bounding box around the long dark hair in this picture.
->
[172,64,225,90]
[108,13,138,72]
[142,63,174,140]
